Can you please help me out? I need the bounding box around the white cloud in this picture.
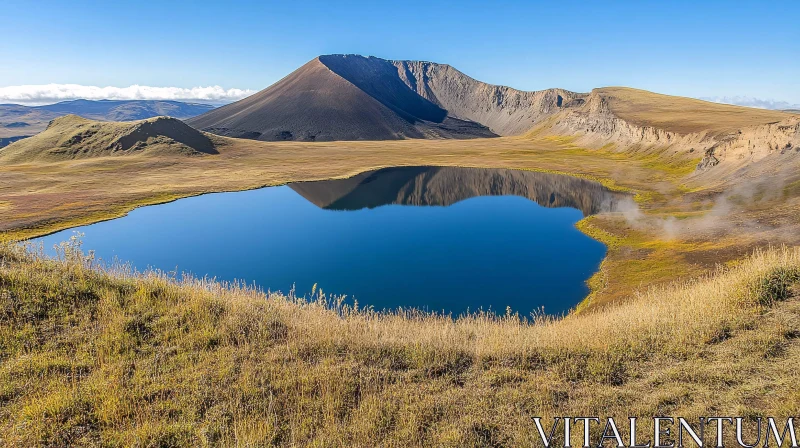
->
[699,96,800,110]
[0,84,256,105]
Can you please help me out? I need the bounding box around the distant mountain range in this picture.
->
[0,99,216,147]
[33,99,215,121]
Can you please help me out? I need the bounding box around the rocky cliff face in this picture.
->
[545,92,712,151]
[536,89,800,175]
[388,60,586,136]
[708,117,800,164]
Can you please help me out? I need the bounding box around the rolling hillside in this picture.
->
[0,100,216,146]
[0,115,216,163]
[3,55,797,178]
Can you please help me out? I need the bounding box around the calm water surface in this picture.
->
[35,167,629,315]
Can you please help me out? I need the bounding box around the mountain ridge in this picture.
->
[188,53,795,168]
[5,55,797,176]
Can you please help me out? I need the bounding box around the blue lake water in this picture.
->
[34,166,628,316]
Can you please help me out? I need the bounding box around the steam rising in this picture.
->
[610,177,791,242]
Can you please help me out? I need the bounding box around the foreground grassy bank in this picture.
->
[1,242,798,446]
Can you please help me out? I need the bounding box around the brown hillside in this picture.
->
[0,115,216,163]
[595,87,791,135]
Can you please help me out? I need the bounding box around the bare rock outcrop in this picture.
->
[388,60,585,135]
[536,88,798,175]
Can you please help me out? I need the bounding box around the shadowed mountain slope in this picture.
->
[187,57,497,141]
[386,59,584,135]
[0,115,216,163]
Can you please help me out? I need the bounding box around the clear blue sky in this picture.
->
[2,0,798,103]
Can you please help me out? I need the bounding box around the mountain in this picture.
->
[187,54,581,141]
[0,100,216,147]
[188,54,795,155]
[0,115,216,163]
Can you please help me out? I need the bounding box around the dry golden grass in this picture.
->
[1,241,798,446]
[596,87,792,135]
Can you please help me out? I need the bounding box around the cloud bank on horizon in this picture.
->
[700,96,800,110]
[0,84,255,105]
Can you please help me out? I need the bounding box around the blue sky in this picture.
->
[2,0,798,105]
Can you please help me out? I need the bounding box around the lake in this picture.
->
[34,166,629,316]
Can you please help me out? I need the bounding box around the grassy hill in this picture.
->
[0,242,798,446]
[0,115,216,163]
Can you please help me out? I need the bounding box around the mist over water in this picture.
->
[34,167,627,316]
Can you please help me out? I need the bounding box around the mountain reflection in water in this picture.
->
[34,166,624,316]
[289,166,628,216]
